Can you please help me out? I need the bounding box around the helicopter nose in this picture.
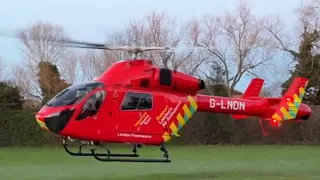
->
[35,115,49,131]
[36,108,75,134]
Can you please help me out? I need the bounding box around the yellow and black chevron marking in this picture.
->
[272,80,308,121]
[36,118,48,130]
[162,96,198,142]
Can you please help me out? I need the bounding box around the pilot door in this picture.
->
[74,88,106,121]
[116,91,153,134]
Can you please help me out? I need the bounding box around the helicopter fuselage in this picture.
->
[35,59,311,146]
[36,85,196,145]
[35,59,205,145]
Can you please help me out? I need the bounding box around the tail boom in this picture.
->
[195,95,268,116]
[194,77,310,122]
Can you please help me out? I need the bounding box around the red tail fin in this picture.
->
[271,77,309,121]
[231,78,264,120]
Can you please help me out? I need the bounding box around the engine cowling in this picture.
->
[102,59,206,94]
[151,68,205,94]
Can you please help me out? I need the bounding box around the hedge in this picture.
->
[1,104,320,147]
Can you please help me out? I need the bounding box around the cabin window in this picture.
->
[120,92,152,110]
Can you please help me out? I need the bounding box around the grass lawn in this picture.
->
[0,145,320,180]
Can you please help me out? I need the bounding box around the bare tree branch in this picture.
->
[267,0,320,60]
[12,21,71,101]
[78,50,118,81]
[103,10,202,74]
[0,57,5,80]
[58,51,79,84]
[10,64,42,101]
[18,21,68,68]
[188,1,279,96]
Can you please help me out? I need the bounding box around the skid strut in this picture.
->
[62,139,171,163]
[62,139,139,157]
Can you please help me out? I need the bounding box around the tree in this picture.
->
[0,57,5,80]
[0,81,24,109]
[58,51,79,84]
[78,50,115,82]
[259,81,282,97]
[280,31,320,104]
[11,21,76,107]
[188,1,278,97]
[37,61,70,105]
[202,61,227,85]
[95,10,206,75]
[267,1,320,104]
[18,21,68,68]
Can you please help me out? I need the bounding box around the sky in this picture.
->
[0,0,309,93]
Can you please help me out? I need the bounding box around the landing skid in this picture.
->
[62,139,171,163]
[62,139,138,157]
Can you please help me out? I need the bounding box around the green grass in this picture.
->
[1,145,320,180]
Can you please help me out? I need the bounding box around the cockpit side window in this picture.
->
[75,90,106,120]
[120,92,152,110]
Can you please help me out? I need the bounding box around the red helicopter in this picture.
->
[32,39,311,163]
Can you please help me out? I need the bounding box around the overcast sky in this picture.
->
[0,0,309,93]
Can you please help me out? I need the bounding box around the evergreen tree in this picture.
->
[281,30,320,105]
[0,81,24,109]
[205,62,227,85]
[37,61,71,105]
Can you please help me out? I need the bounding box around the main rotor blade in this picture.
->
[0,30,175,53]
[56,39,106,48]
[55,43,108,50]
[56,41,175,53]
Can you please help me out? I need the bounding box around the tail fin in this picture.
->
[231,78,264,120]
[271,77,309,121]
[242,78,264,98]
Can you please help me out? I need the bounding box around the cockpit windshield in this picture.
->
[46,81,105,107]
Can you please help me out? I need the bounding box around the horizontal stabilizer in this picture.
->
[242,78,264,98]
[231,78,264,120]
